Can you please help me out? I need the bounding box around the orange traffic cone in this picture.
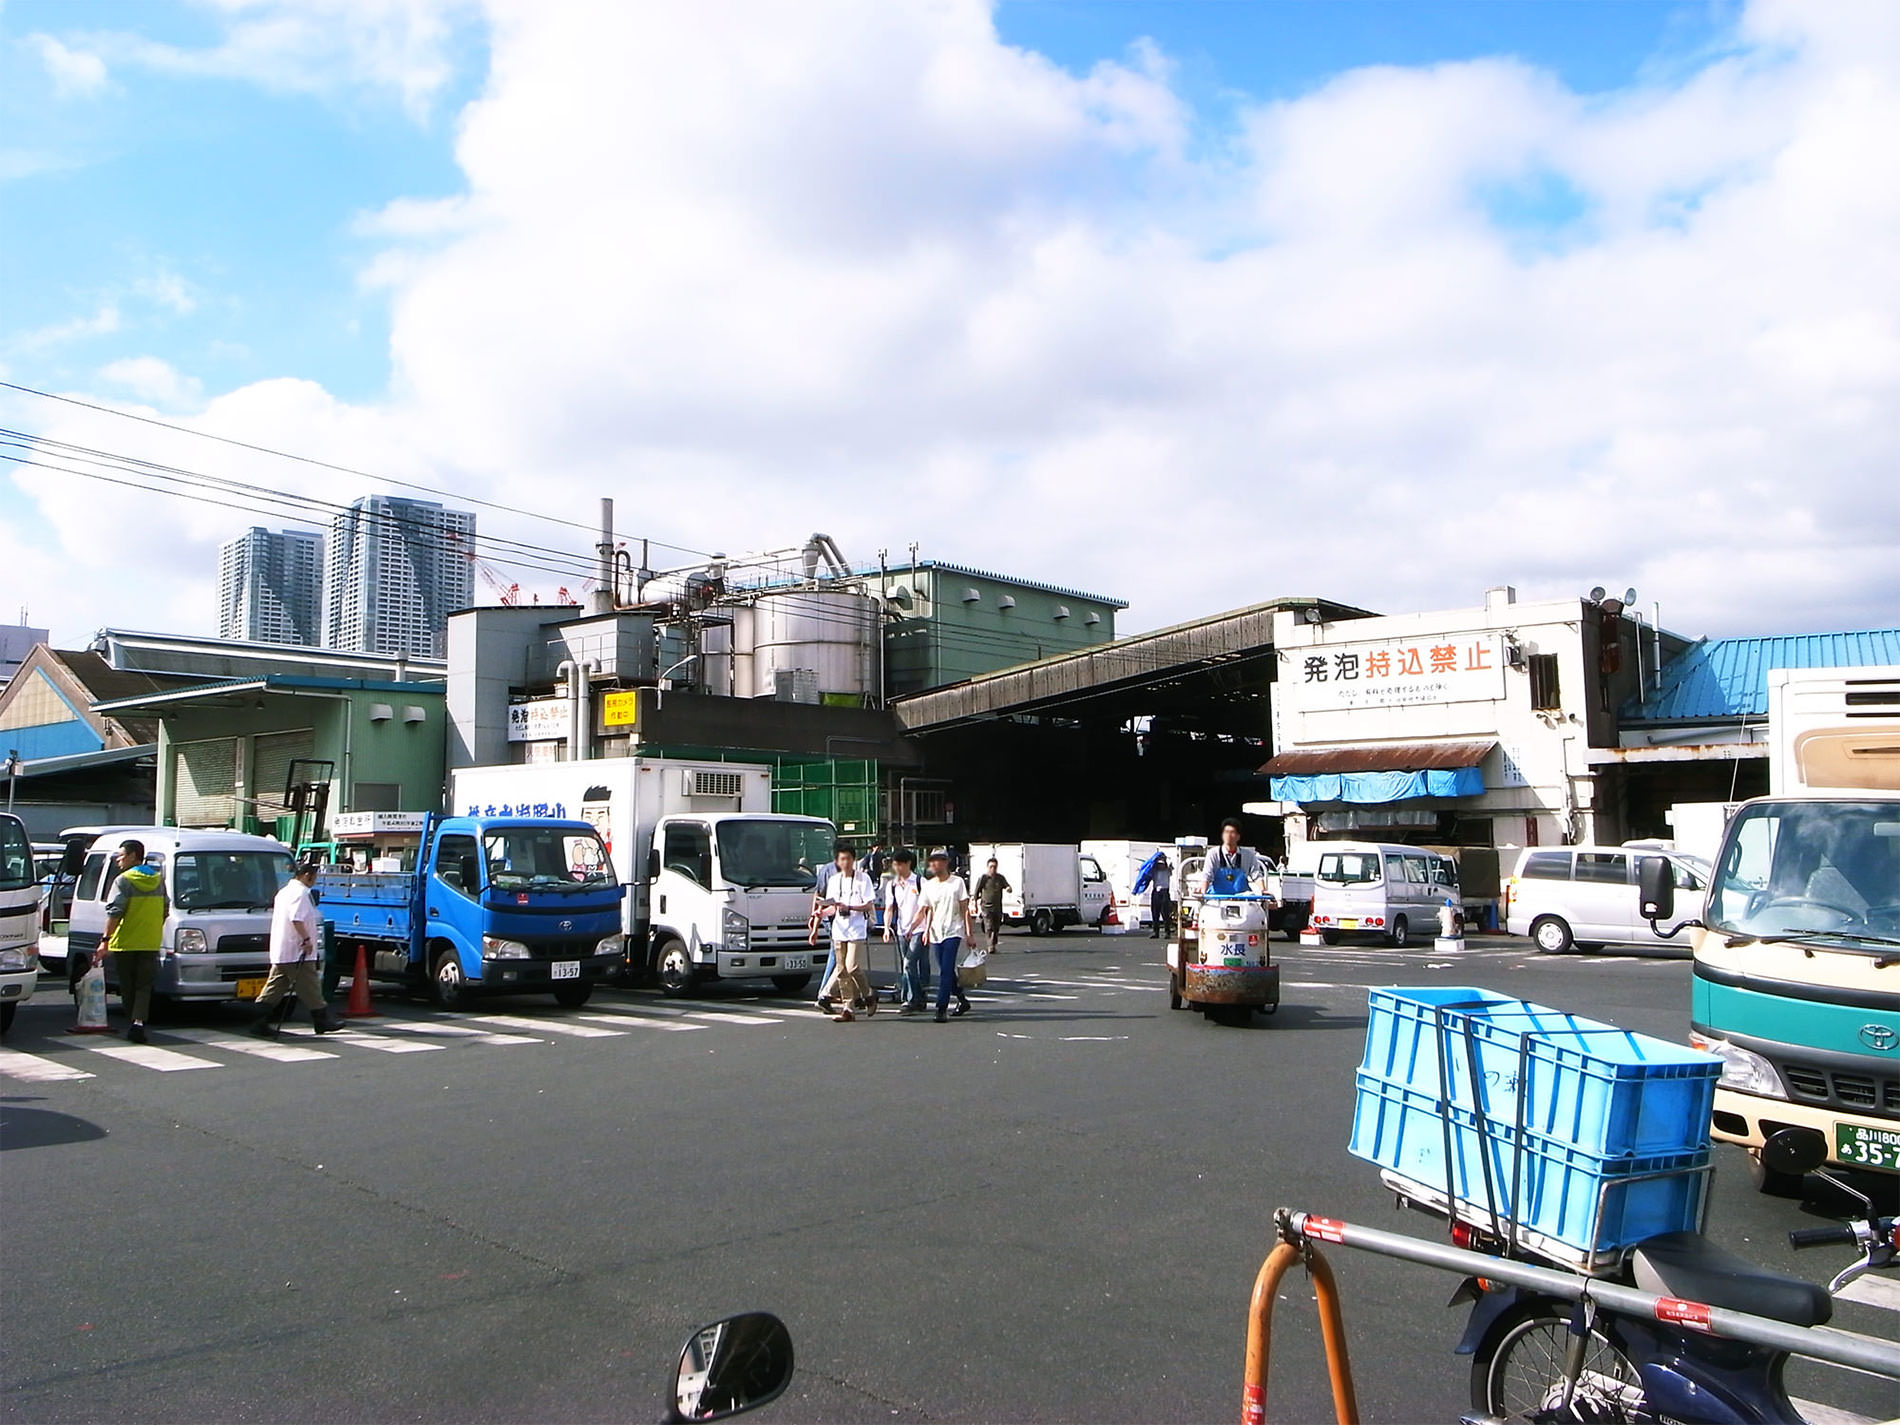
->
[345,943,377,1018]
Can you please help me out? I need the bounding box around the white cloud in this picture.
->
[98,356,204,407]
[8,0,1900,651]
[29,34,109,97]
[9,302,120,352]
[134,271,197,315]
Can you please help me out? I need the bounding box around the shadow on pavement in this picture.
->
[0,1102,109,1151]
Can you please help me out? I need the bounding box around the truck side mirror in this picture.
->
[1637,856,1674,921]
[646,847,661,882]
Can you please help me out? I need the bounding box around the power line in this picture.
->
[0,379,711,559]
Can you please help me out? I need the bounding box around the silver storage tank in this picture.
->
[697,604,757,698]
[752,590,876,702]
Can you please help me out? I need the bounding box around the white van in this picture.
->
[1307,842,1460,948]
[65,827,294,1005]
[1504,842,1710,954]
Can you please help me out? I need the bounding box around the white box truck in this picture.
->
[966,842,1112,936]
[451,758,836,996]
[1080,839,1164,930]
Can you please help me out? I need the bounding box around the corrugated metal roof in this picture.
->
[1627,628,1900,723]
[1260,740,1497,775]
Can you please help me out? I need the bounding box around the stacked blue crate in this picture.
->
[1349,987,1722,1257]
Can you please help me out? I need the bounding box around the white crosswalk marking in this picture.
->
[466,1014,623,1038]
[325,1030,443,1054]
[378,1021,539,1045]
[159,1028,337,1063]
[1835,1273,1900,1312]
[681,1009,784,1026]
[81,1042,221,1072]
[0,1047,95,1081]
[575,1012,700,1032]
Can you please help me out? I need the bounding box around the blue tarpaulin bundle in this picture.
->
[1132,851,1167,894]
[1268,766,1484,805]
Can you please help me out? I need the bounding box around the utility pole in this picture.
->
[4,749,18,814]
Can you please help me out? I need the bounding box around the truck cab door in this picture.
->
[430,832,484,970]
[1079,855,1111,924]
[654,821,713,947]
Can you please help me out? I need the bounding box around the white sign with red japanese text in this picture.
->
[1293,634,1507,711]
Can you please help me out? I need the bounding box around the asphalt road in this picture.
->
[3,932,1895,1424]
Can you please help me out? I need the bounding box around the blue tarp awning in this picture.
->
[1269,766,1485,805]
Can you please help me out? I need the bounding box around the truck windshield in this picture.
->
[1317,852,1382,886]
[715,821,835,889]
[1706,800,1900,946]
[483,828,615,889]
[0,818,32,892]
[174,851,293,911]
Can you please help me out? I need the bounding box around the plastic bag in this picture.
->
[74,963,110,1032]
[956,943,989,989]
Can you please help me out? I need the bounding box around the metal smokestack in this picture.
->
[593,498,615,613]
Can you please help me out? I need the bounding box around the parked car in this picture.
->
[1504,841,1711,953]
[1307,842,1460,948]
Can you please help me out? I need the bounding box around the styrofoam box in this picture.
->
[1349,1073,1707,1254]
[1359,986,1721,1160]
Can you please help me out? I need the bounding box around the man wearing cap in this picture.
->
[251,858,341,1037]
[95,839,167,1043]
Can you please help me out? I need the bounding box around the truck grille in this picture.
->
[1779,1060,1900,1114]
[217,933,270,953]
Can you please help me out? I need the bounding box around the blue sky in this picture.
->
[3,1,1731,408]
[2,1,1894,648]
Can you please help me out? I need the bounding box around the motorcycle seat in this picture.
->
[1631,1232,1832,1327]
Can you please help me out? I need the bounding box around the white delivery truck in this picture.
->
[1080,839,1164,930]
[966,842,1113,937]
[450,758,836,996]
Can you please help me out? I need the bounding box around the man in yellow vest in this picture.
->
[94,839,167,1044]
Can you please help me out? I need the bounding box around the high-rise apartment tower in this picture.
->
[324,496,474,660]
[218,527,324,646]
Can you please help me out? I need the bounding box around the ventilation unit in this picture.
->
[685,769,745,800]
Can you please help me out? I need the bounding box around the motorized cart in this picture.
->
[1167,880,1279,1026]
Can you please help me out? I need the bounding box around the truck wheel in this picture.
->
[655,939,694,998]
[1386,916,1410,949]
[1282,908,1307,943]
[1168,975,1182,1011]
[1319,929,1340,946]
[552,982,592,1009]
[432,950,473,1011]
[1530,915,1574,955]
[0,1001,14,1034]
[772,974,812,994]
[1030,910,1055,937]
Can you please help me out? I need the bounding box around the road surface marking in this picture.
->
[1059,1035,1130,1042]
[159,1027,336,1063]
[466,1014,623,1038]
[575,1013,700,1032]
[325,1030,443,1054]
[1836,1274,1900,1312]
[1023,992,1079,1001]
[80,1042,221,1072]
[0,1047,94,1081]
[681,1010,784,1025]
[379,1021,538,1045]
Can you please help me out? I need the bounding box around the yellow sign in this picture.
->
[601,690,639,728]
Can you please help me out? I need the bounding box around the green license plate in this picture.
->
[1835,1121,1900,1170]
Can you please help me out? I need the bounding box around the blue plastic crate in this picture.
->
[1360,986,1720,1159]
[1348,1074,1707,1254]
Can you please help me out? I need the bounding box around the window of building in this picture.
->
[1528,653,1561,711]
[353,782,402,812]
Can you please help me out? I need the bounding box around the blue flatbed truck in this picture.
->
[316,814,625,1010]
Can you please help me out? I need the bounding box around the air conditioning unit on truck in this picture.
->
[1643,665,1900,1193]
[450,758,837,997]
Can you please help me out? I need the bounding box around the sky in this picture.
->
[2,0,1897,650]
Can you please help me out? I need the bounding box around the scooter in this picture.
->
[1439,1130,1899,1424]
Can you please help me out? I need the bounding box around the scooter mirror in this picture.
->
[1761,1126,1827,1178]
[669,1312,794,1422]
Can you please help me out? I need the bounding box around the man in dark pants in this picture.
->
[972,857,1010,952]
[96,839,165,1044]
[1149,852,1174,939]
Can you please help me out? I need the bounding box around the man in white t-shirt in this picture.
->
[910,849,973,1022]
[815,847,877,1022]
[882,849,929,1014]
[251,859,341,1037]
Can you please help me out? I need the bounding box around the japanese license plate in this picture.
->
[551,960,581,980]
[1339,919,1359,931]
[781,955,808,971]
[1835,1121,1900,1170]
[234,977,267,1001]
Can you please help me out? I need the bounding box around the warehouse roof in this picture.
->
[1626,628,1900,723]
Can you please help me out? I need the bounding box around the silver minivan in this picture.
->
[1307,841,1460,947]
[66,827,294,1004]
[1504,842,1710,953]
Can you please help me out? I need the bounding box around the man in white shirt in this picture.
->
[882,849,928,1014]
[815,847,877,1022]
[910,849,974,1022]
[251,859,341,1037]
[1203,817,1274,898]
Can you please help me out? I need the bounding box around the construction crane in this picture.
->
[472,558,519,606]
